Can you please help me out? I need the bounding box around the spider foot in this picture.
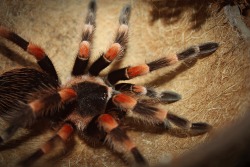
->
[177,42,219,60]
[190,122,213,135]
[199,42,219,55]
[160,91,182,103]
[167,112,212,135]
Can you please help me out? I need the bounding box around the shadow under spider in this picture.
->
[149,0,213,30]
[0,120,51,151]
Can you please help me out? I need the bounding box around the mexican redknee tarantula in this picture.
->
[0,0,219,166]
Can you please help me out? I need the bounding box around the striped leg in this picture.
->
[0,125,19,144]
[0,27,59,82]
[71,0,97,76]
[97,114,148,166]
[112,93,212,134]
[0,88,77,144]
[106,42,219,85]
[115,83,182,103]
[88,4,131,76]
[19,123,74,167]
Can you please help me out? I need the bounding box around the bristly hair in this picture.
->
[0,68,59,119]
[114,5,131,60]
[199,42,219,55]
[85,0,97,25]
[119,4,131,25]
[147,57,172,71]
[177,42,219,60]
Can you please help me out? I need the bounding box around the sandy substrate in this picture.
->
[0,0,250,167]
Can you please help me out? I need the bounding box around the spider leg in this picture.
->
[71,0,97,76]
[19,122,74,167]
[0,124,19,144]
[106,42,219,85]
[0,27,59,82]
[112,93,212,134]
[0,88,77,144]
[97,114,149,166]
[115,83,182,103]
[88,4,131,76]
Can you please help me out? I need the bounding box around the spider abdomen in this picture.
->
[0,68,59,121]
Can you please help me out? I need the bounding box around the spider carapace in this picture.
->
[0,0,219,166]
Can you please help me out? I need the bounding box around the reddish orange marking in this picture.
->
[98,114,118,132]
[27,43,45,60]
[59,88,77,102]
[127,65,149,78]
[104,43,121,61]
[57,124,74,141]
[79,41,90,59]
[113,94,137,110]
[0,26,10,38]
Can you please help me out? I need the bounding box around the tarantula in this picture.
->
[0,0,219,166]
